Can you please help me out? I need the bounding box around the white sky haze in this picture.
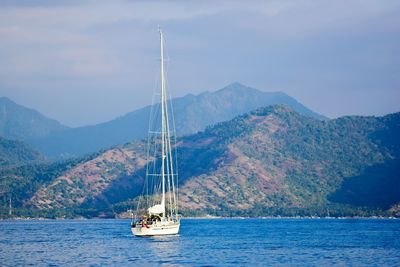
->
[0,0,399,126]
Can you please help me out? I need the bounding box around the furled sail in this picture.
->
[148,203,165,215]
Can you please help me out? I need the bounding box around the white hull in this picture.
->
[132,222,180,236]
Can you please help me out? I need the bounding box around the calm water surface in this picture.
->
[0,218,399,266]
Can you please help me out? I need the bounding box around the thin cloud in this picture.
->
[0,0,399,126]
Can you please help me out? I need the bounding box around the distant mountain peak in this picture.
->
[218,82,256,93]
[0,96,15,104]
[226,81,247,88]
[0,96,69,141]
[28,83,326,157]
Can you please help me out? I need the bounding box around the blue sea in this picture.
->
[0,218,399,266]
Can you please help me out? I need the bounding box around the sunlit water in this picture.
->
[1,218,399,266]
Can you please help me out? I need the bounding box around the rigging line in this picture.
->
[167,79,179,214]
[165,100,177,216]
[160,29,167,218]
[150,146,160,203]
[146,89,160,209]
[148,70,160,142]
[148,131,162,134]
[164,34,170,62]
[149,96,161,196]
[165,132,174,217]
[166,107,177,215]
[145,73,160,210]
[163,69,174,217]
[163,38,178,216]
[166,152,172,218]
[147,174,177,176]
[164,39,173,219]
[152,145,162,205]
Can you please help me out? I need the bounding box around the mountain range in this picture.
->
[1,105,398,218]
[0,83,326,158]
[0,97,68,141]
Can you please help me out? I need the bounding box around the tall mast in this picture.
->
[160,28,166,219]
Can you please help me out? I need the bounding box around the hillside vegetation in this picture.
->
[1,106,399,218]
[0,137,44,168]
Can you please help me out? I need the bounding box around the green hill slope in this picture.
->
[176,107,400,216]
[0,137,44,168]
[2,106,398,218]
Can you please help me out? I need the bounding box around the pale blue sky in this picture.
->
[0,0,399,127]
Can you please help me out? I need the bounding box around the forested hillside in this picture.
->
[0,137,44,168]
[1,106,399,218]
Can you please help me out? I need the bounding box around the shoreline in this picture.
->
[1,215,398,221]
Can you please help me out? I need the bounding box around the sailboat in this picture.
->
[131,29,180,236]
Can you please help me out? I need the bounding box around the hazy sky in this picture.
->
[0,0,399,127]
